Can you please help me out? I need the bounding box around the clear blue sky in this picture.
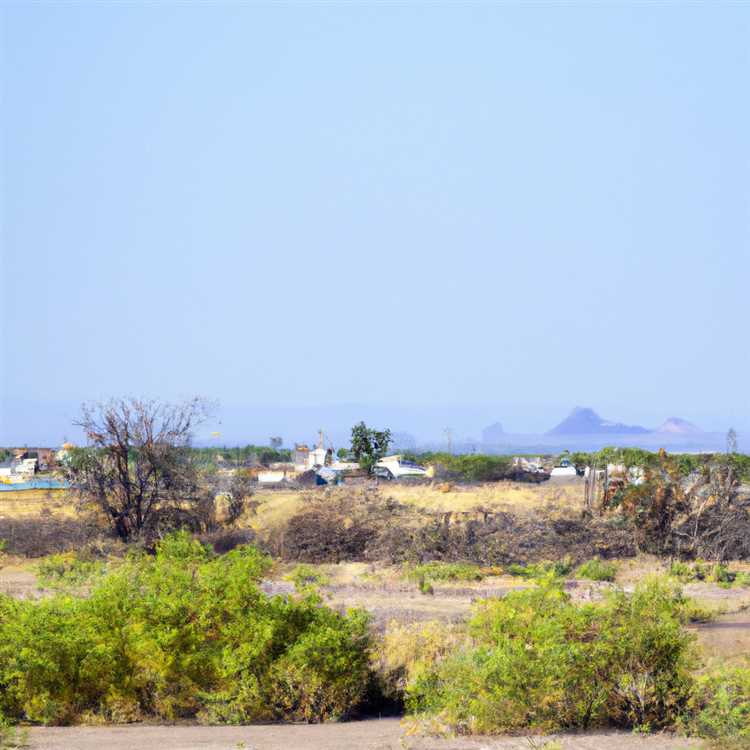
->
[1,2,748,445]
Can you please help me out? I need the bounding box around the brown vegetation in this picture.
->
[264,488,634,565]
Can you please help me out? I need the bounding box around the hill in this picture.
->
[655,417,703,435]
[548,407,649,436]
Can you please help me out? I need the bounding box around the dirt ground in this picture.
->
[26,719,701,750]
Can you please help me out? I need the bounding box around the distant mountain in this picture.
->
[481,422,505,444]
[548,407,649,436]
[655,417,703,435]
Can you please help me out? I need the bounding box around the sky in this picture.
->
[1,2,748,446]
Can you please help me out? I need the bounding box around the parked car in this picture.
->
[373,455,428,480]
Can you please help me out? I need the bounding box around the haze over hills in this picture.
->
[0,397,739,455]
[655,417,703,435]
[547,407,651,436]
[544,408,707,438]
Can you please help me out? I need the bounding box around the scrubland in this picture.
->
[1,478,750,749]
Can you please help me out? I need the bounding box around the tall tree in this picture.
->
[67,397,212,541]
[350,421,392,474]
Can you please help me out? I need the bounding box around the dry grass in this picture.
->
[244,480,586,538]
[382,479,585,514]
[247,490,307,532]
[0,489,74,517]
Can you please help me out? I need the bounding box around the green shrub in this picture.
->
[36,552,105,590]
[0,531,371,725]
[417,577,434,596]
[506,557,574,580]
[405,453,513,482]
[669,561,696,582]
[574,558,617,582]
[669,560,746,588]
[683,667,750,749]
[406,578,696,734]
[285,564,329,591]
[405,562,483,584]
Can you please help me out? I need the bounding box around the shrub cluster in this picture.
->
[407,453,513,482]
[0,532,371,725]
[404,561,485,584]
[406,579,697,734]
[574,558,617,582]
[669,560,750,588]
[683,667,750,748]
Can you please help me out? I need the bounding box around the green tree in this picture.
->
[350,421,392,474]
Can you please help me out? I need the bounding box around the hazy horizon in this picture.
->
[1,396,744,452]
[2,3,748,446]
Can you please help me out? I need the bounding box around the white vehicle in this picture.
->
[550,457,577,478]
[374,455,428,480]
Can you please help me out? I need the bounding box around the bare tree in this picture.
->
[270,436,283,450]
[67,397,212,541]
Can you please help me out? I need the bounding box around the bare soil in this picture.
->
[26,719,701,750]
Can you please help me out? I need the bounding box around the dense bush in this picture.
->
[36,552,105,590]
[506,557,574,580]
[409,453,513,482]
[404,561,485,584]
[574,558,617,582]
[669,560,750,588]
[683,667,750,749]
[0,532,371,725]
[406,579,696,734]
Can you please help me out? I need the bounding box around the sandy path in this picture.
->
[27,720,700,750]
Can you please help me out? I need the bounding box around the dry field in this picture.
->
[0,488,73,517]
[384,477,585,513]
[246,478,586,536]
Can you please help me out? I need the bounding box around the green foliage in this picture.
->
[669,560,749,588]
[285,564,329,591]
[506,557,574,580]
[36,553,105,591]
[408,452,513,481]
[0,531,370,725]
[350,422,392,475]
[574,558,617,582]
[406,579,696,734]
[404,561,484,584]
[683,667,750,749]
